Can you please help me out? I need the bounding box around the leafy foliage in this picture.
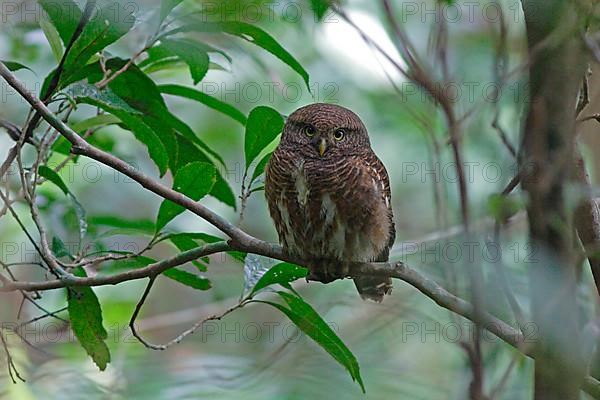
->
[255,291,365,392]
[160,0,185,23]
[163,268,211,290]
[160,21,311,90]
[67,268,111,371]
[244,106,284,169]
[310,0,333,21]
[159,84,247,125]
[251,152,273,183]
[1,61,34,73]
[38,166,69,195]
[156,162,216,232]
[249,262,308,296]
[1,0,372,394]
[160,39,210,84]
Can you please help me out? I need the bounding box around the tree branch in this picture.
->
[0,61,256,248]
[0,241,230,292]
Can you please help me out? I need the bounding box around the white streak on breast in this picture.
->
[277,193,297,253]
[320,194,336,227]
[294,161,309,208]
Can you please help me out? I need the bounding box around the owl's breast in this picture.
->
[272,158,391,262]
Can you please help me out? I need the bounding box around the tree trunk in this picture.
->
[520,1,588,399]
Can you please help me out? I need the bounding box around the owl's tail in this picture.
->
[353,277,393,302]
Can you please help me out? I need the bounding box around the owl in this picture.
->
[265,103,395,302]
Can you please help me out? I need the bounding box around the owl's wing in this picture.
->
[264,146,300,251]
[362,151,396,261]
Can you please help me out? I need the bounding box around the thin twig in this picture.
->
[0,330,25,383]
[129,276,247,350]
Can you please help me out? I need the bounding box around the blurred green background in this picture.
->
[1,0,598,398]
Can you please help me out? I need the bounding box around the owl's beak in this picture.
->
[311,137,328,157]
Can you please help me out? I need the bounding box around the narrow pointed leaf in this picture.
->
[64,3,135,70]
[163,268,211,290]
[161,38,209,84]
[160,0,184,22]
[38,166,69,195]
[162,21,310,90]
[310,0,333,21]
[159,84,247,125]
[40,14,64,61]
[65,82,169,175]
[67,267,111,371]
[70,114,122,133]
[2,61,34,73]
[39,0,83,45]
[256,292,365,392]
[249,262,307,296]
[251,152,272,183]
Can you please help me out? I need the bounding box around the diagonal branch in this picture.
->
[0,61,256,247]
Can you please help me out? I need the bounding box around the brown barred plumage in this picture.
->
[265,103,395,302]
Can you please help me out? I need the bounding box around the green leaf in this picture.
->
[156,162,216,232]
[105,256,156,273]
[67,267,111,371]
[175,136,236,208]
[40,14,64,61]
[310,0,332,21]
[251,152,272,183]
[162,21,310,90]
[64,3,135,73]
[158,231,245,265]
[256,292,365,393]
[244,106,284,169]
[39,0,134,81]
[1,61,34,73]
[39,0,83,45]
[163,268,211,290]
[52,236,73,259]
[159,84,247,125]
[140,42,230,71]
[487,194,524,224]
[141,58,186,74]
[65,82,170,176]
[158,232,226,244]
[52,130,116,156]
[73,59,225,171]
[38,165,87,241]
[168,234,209,269]
[38,166,69,195]
[161,39,210,84]
[160,0,184,22]
[164,111,226,168]
[105,252,210,289]
[64,82,141,114]
[70,114,122,133]
[89,215,155,235]
[250,262,307,296]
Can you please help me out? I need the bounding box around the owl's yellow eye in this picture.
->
[304,125,316,137]
[334,129,345,141]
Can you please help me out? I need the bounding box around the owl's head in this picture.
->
[281,103,371,157]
